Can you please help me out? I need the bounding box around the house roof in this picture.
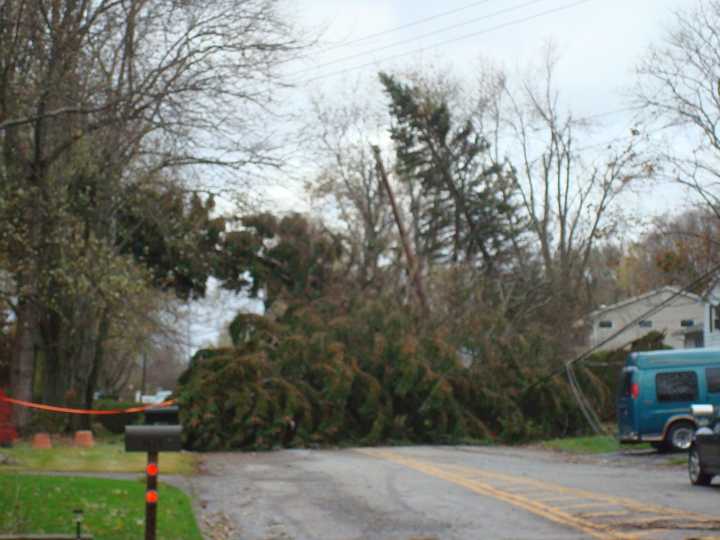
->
[704,275,720,304]
[587,286,703,319]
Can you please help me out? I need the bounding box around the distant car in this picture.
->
[689,404,720,486]
[139,390,173,404]
[617,349,720,452]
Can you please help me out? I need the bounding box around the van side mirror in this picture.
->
[691,404,715,418]
[691,404,717,429]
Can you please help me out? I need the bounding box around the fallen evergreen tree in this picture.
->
[177,300,621,450]
[176,213,668,450]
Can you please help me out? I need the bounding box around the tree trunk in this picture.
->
[40,308,70,407]
[81,313,109,430]
[10,299,36,431]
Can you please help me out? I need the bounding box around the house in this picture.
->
[586,287,705,351]
[704,281,720,348]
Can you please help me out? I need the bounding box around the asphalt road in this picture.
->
[189,446,720,540]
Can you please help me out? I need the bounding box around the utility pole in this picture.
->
[371,145,429,315]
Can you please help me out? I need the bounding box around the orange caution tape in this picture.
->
[0,395,176,415]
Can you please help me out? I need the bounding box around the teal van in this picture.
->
[617,349,720,451]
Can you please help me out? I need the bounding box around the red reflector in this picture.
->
[631,383,639,399]
[146,490,158,504]
[146,463,159,477]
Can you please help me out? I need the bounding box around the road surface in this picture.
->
[189,445,720,540]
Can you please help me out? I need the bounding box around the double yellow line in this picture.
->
[358,448,719,540]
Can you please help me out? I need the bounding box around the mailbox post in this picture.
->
[125,407,181,540]
[146,449,158,539]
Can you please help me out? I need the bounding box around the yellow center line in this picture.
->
[579,511,632,518]
[624,516,679,525]
[358,449,720,539]
[440,461,718,523]
[561,502,616,510]
[358,449,640,540]
[533,494,586,502]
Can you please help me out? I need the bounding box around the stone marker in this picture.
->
[31,433,52,449]
[74,430,94,448]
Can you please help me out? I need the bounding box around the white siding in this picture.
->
[589,290,704,350]
[705,284,720,348]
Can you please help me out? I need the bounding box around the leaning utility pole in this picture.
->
[371,145,429,315]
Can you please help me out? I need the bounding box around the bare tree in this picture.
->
[500,48,649,312]
[616,208,720,296]
[306,89,396,292]
[634,0,720,218]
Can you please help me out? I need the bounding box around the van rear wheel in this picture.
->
[667,421,695,452]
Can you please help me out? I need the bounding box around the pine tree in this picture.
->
[379,73,522,273]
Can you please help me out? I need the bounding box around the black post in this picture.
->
[73,509,83,540]
[145,451,158,540]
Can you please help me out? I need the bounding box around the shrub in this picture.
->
[93,400,143,434]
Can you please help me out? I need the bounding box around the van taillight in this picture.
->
[631,383,639,399]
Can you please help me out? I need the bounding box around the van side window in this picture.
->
[707,367,720,393]
[656,371,698,402]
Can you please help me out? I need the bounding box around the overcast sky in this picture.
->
[188,0,698,353]
[270,0,696,214]
[289,0,687,116]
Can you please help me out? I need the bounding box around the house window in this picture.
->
[656,371,698,402]
[638,320,652,328]
[681,319,694,327]
[598,320,612,328]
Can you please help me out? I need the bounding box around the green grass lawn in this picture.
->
[1,441,197,475]
[0,474,202,540]
[539,435,650,454]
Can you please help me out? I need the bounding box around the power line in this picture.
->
[289,0,551,78]
[580,106,640,121]
[521,121,640,167]
[566,362,606,434]
[522,262,720,396]
[519,264,720,434]
[318,0,499,53]
[297,0,596,86]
